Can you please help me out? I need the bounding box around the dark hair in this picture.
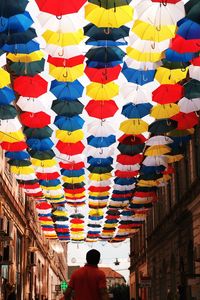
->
[86,249,101,265]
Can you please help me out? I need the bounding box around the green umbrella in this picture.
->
[149,119,177,134]
[87,165,113,174]
[162,59,189,70]
[7,159,31,166]
[88,0,131,9]
[185,0,200,24]
[10,58,45,76]
[70,213,84,219]
[24,126,53,138]
[184,79,200,99]
[51,100,84,117]
[0,105,17,119]
[139,173,163,181]
[28,149,55,160]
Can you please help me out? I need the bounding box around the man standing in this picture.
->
[64,249,109,300]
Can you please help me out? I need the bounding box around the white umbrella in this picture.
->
[0,118,22,132]
[113,183,136,191]
[38,12,83,33]
[135,0,185,26]
[34,165,58,173]
[57,153,85,164]
[89,180,112,187]
[121,82,157,104]
[87,120,114,137]
[125,57,160,71]
[108,200,129,207]
[189,65,200,81]
[45,44,82,58]
[17,93,55,113]
[178,97,200,113]
[43,189,64,196]
[145,135,173,146]
[116,163,140,171]
[87,146,115,158]
[15,174,37,181]
[24,187,42,194]
[142,155,168,167]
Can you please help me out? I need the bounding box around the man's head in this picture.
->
[86,249,101,265]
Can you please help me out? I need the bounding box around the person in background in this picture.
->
[63,249,109,300]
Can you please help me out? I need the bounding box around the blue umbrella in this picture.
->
[86,59,123,68]
[0,87,15,104]
[140,165,165,174]
[3,28,37,45]
[5,151,30,160]
[54,115,84,131]
[86,46,126,63]
[2,40,40,53]
[114,177,136,185]
[0,0,29,17]
[87,156,113,166]
[121,210,133,216]
[50,80,84,100]
[39,179,61,187]
[122,102,152,118]
[87,135,116,148]
[112,190,132,194]
[86,38,127,46]
[122,63,155,85]
[165,48,196,62]
[178,19,200,39]
[0,12,33,33]
[27,138,54,151]
[89,195,109,200]
[61,169,85,177]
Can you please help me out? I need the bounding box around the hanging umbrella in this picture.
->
[24,126,53,139]
[178,97,200,113]
[117,153,143,165]
[87,135,116,148]
[17,93,54,113]
[87,156,113,166]
[2,40,40,54]
[42,29,84,47]
[56,129,84,143]
[20,112,51,128]
[0,87,15,104]
[49,63,84,82]
[149,119,177,134]
[0,118,21,132]
[0,12,33,33]
[87,120,114,136]
[55,115,84,131]
[85,65,121,84]
[35,0,87,15]
[48,54,84,68]
[122,63,155,85]
[51,100,84,117]
[14,75,48,97]
[86,47,125,63]
[171,112,199,130]
[122,102,152,118]
[56,141,84,155]
[135,0,185,26]
[186,1,200,24]
[0,104,17,120]
[126,45,165,64]
[3,28,37,45]
[150,103,180,119]
[145,136,173,146]
[45,44,82,59]
[88,0,132,8]
[189,64,200,81]
[155,66,188,84]
[50,80,84,100]
[29,150,55,160]
[85,100,118,119]
[165,48,196,63]
[121,82,154,104]
[85,3,133,28]
[120,119,148,134]
[27,138,54,151]
[144,145,171,156]
[0,141,27,151]
[132,20,176,42]
[87,145,114,158]
[88,165,113,174]
[86,82,119,100]
[171,34,200,54]
[10,59,45,76]
[184,79,200,99]
[152,84,184,104]
[5,151,30,160]
[0,68,10,88]
[178,19,200,40]
[0,0,29,17]
[118,143,145,155]
[7,51,44,63]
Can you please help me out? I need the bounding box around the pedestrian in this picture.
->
[63,249,109,300]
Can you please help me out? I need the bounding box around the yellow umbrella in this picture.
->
[89,191,109,197]
[104,223,118,228]
[53,210,68,216]
[56,129,84,143]
[132,20,176,42]
[150,103,180,119]
[41,185,62,191]
[31,158,57,167]
[145,145,171,156]
[89,200,107,208]
[126,46,164,63]
[71,224,84,229]
[49,63,84,82]
[62,176,85,184]
[88,173,112,181]
[42,29,84,46]
[65,192,85,198]
[168,128,194,137]
[86,82,119,100]
[0,130,25,142]
[120,119,148,134]
[155,66,188,84]
[7,50,44,62]
[85,3,133,28]
[0,68,10,88]
[137,180,159,187]
[11,166,35,175]
[89,209,104,216]
[166,154,184,163]
[44,193,64,199]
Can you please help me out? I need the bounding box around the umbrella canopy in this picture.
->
[122,102,152,118]
[49,64,84,82]
[149,119,177,134]
[178,97,200,113]
[24,126,53,139]
[144,145,171,156]
[35,0,87,15]
[2,40,40,54]
[27,138,54,151]
[120,119,149,134]
[85,100,118,119]
[85,65,121,84]
[0,68,10,88]
[150,103,180,119]
[0,12,33,33]
[152,84,184,104]
[86,82,119,100]
[86,47,125,63]
[17,93,54,113]
[184,79,200,99]
[55,115,84,131]
[146,136,173,146]
[0,87,15,104]
[171,112,199,130]
[51,100,84,117]
[0,105,17,120]
[14,75,48,97]
[10,59,45,76]
[122,63,155,85]
[50,80,84,100]
[155,66,188,84]
[88,0,132,8]
[87,135,116,148]
[42,29,84,47]
[20,112,51,128]
[0,0,29,17]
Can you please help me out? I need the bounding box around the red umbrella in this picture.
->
[19,183,40,189]
[85,65,121,84]
[171,112,199,130]
[56,141,85,155]
[70,218,84,224]
[106,215,119,220]
[116,154,143,165]
[152,84,184,104]
[59,161,85,170]
[162,165,175,174]
[36,202,51,209]
[118,134,146,144]
[36,172,60,180]
[66,194,85,200]
[64,187,85,194]
[151,0,181,3]
[134,191,157,198]
[171,35,200,53]
[25,191,43,197]
[115,170,139,178]
[88,186,110,192]
[191,57,200,66]
[85,100,118,119]
[0,141,27,151]
[20,112,51,128]
[35,0,86,15]
[14,75,48,97]
[48,55,85,67]
[112,192,133,198]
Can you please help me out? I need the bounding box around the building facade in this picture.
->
[130,126,200,300]
[0,149,68,300]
